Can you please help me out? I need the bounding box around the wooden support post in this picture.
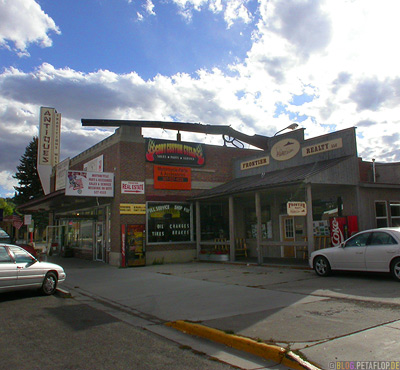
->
[255,191,262,265]
[229,196,235,262]
[196,201,201,259]
[306,183,314,258]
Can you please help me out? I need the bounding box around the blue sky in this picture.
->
[1,0,400,198]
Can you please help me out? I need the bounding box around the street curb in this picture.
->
[166,320,321,370]
[56,287,72,298]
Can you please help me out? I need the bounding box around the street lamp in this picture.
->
[273,123,299,136]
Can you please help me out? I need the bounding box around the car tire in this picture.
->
[41,272,58,295]
[314,256,331,277]
[390,258,400,281]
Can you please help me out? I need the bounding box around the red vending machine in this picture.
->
[121,224,146,267]
[330,216,358,247]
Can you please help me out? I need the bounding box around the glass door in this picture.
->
[95,222,104,261]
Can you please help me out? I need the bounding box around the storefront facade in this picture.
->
[20,125,259,266]
[193,127,400,264]
[19,123,400,266]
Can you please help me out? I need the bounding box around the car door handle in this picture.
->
[356,252,364,254]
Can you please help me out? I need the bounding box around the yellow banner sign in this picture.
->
[240,156,269,170]
[120,204,146,215]
[302,138,343,157]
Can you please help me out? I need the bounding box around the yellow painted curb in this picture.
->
[166,320,321,370]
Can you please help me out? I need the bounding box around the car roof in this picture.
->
[358,227,400,233]
[0,227,10,236]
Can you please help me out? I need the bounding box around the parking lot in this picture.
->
[52,258,400,368]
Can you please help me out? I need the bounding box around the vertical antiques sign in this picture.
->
[37,107,61,194]
[38,107,60,166]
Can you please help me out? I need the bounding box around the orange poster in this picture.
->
[154,165,191,190]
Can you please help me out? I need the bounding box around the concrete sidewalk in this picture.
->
[52,257,400,369]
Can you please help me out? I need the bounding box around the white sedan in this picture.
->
[309,228,400,281]
[0,244,66,295]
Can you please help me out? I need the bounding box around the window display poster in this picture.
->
[65,171,114,197]
[147,202,192,243]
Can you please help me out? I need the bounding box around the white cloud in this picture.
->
[171,0,254,26]
[0,171,17,197]
[144,0,156,15]
[0,0,60,55]
[1,0,400,196]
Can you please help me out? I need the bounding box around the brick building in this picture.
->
[19,125,259,266]
[19,123,400,266]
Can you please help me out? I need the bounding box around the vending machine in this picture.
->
[121,224,146,267]
[329,216,358,247]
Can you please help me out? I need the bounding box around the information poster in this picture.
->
[65,171,114,197]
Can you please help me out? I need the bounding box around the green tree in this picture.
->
[13,137,48,230]
[0,197,15,216]
[13,137,43,204]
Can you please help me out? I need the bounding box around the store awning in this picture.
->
[192,156,352,200]
[17,189,112,213]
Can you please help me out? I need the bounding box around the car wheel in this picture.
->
[390,258,400,281]
[314,256,331,277]
[41,272,58,295]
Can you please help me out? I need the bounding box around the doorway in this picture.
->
[280,215,295,258]
[95,222,104,261]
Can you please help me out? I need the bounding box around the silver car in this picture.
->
[0,244,66,295]
[309,228,400,281]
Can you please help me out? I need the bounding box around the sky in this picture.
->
[0,0,400,198]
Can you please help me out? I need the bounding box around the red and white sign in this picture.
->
[287,201,307,216]
[65,171,114,197]
[154,165,191,190]
[84,155,104,172]
[121,181,145,194]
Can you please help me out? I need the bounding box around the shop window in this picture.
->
[245,206,271,239]
[80,220,94,250]
[390,202,400,227]
[147,202,193,244]
[200,204,227,240]
[375,201,388,228]
[284,218,294,238]
[312,200,339,221]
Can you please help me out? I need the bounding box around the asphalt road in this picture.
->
[0,290,236,370]
[31,257,400,369]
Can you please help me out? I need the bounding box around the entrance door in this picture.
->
[126,225,146,267]
[95,222,104,261]
[281,216,295,258]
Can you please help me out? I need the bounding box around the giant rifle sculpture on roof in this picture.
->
[81,119,270,151]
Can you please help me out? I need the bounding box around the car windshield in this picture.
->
[0,246,11,262]
[9,246,35,264]
[0,228,11,239]
[345,232,370,247]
